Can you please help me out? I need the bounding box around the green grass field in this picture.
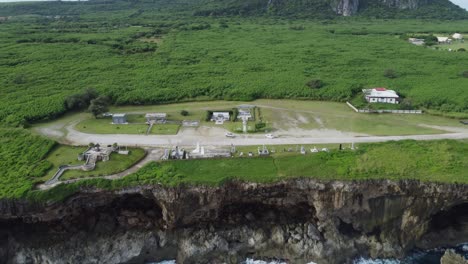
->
[41,145,146,181]
[149,124,181,135]
[56,99,464,136]
[76,118,149,134]
[29,139,468,202]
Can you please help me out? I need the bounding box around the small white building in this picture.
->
[211,112,230,124]
[452,33,463,40]
[145,113,167,123]
[437,37,452,44]
[363,88,400,104]
[112,113,127,124]
[408,38,425,46]
[237,104,255,120]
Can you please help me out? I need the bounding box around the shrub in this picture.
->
[384,69,397,79]
[255,122,266,130]
[205,111,213,121]
[306,79,323,89]
[458,48,466,52]
[289,25,305,30]
[180,110,189,116]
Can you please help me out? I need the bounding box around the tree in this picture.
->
[384,69,397,79]
[88,96,110,118]
[306,79,323,89]
[180,110,189,116]
[65,88,98,111]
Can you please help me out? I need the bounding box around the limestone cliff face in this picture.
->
[267,0,426,15]
[0,179,467,264]
[331,0,360,16]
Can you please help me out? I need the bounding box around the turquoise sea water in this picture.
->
[150,243,468,264]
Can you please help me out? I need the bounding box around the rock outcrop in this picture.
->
[0,179,467,264]
[441,249,468,264]
[331,0,361,16]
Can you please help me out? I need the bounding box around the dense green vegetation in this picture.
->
[0,0,468,202]
[0,129,55,198]
[0,0,467,127]
[29,139,468,202]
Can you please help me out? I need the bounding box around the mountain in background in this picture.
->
[193,0,468,19]
[0,0,467,19]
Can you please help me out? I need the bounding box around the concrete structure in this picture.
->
[363,88,399,104]
[437,37,452,44]
[211,112,230,124]
[452,33,463,40]
[145,113,167,123]
[237,104,255,121]
[408,38,425,46]
[112,113,127,124]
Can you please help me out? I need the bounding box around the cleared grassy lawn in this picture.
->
[109,100,463,135]
[41,145,146,181]
[137,140,468,185]
[168,158,279,184]
[62,148,146,180]
[33,99,465,137]
[149,124,180,135]
[76,117,148,134]
[34,139,468,202]
[435,41,468,51]
[40,145,88,181]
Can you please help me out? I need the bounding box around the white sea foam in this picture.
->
[352,257,400,264]
[461,244,468,252]
[244,259,287,264]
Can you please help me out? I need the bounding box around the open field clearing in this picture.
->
[33,100,466,141]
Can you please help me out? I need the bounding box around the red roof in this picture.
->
[374,88,387,91]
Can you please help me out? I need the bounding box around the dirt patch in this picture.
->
[314,117,325,128]
[138,37,163,44]
[296,114,309,124]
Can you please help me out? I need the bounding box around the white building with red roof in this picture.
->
[362,88,400,104]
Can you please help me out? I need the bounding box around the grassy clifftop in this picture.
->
[28,139,468,202]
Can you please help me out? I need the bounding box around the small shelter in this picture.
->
[145,113,167,124]
[112,113,127,124]
[237,104,255,120]
[211,112,230,124]
[437,37,452,44]
[452,33,463,40]
[408,38,425,46]
[362,88,400,104]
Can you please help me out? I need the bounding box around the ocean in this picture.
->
[150,243,468,264]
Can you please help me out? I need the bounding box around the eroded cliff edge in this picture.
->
[0,179,467,264]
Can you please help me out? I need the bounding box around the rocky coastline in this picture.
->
[0,179,467,264]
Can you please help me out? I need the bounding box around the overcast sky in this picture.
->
[450,0,468,9]
[0,0,467,9]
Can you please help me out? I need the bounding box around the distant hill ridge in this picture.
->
[194,0,468,19]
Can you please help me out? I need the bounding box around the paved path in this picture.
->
[35,121,468,189]
[33,117,468,148]
[58,125,468,148]
[38,149,164,190]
